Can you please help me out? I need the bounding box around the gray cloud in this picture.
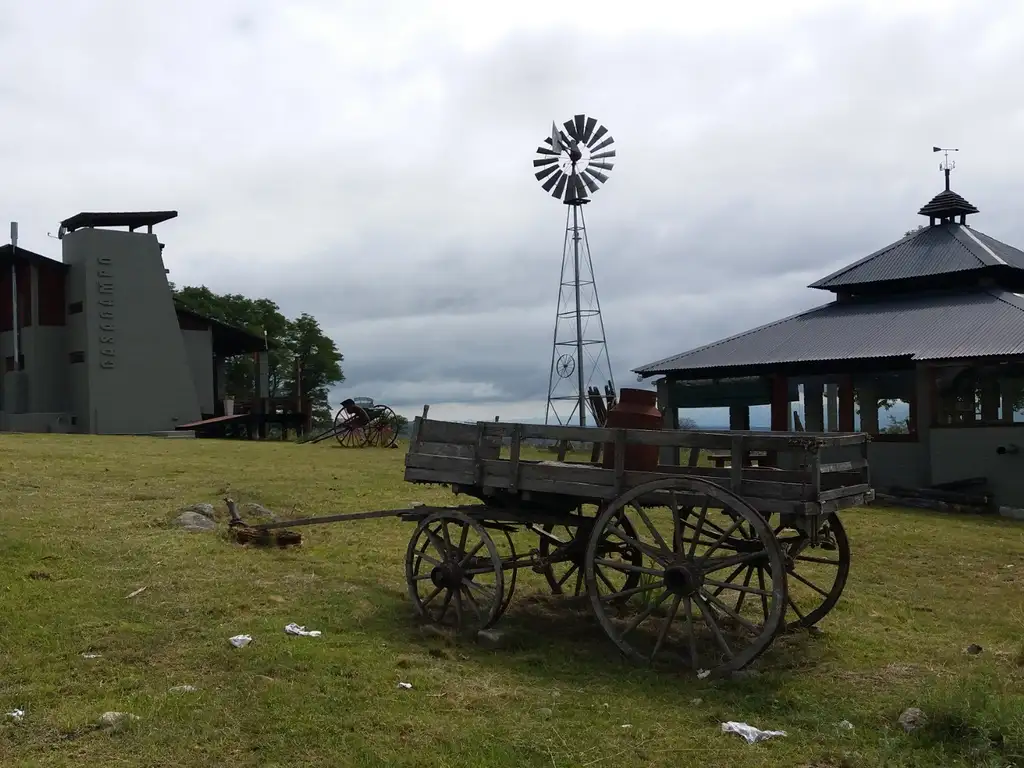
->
[2,0,1023,421]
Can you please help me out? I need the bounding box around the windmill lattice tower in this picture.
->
[533,114,617,427]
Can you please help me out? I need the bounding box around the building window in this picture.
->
[930,362,1024,426]
[68,301,83,314]
[69,351,85,364]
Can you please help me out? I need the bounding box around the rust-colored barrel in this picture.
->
[601,388,662,471]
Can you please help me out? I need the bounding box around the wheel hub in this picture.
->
[430,562,463,590]
[663,563,704,597]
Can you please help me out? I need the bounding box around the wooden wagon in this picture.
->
[259,414,873,678]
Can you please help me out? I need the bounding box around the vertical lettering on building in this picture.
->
[97,256,115,369]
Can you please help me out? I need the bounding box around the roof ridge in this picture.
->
[951,225,1006,267]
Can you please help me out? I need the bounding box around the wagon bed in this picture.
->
[405,417,873,520]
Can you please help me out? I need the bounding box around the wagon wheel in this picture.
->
[405,511,505,633]
[488,525,519,620]
[585,476,787,678]
[534,503,643,598]
[333,407,370,448]
[772,512,850,630]
[372,406,401,449]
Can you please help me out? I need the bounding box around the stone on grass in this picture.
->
[186,503,216,520]
[244,502,279,521]
[536,707,553,720]
[174,510,216,532]
[965,643,983,655]
[98,711,139,729]
[898,707,926,733]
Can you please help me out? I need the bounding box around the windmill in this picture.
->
[533,114,617,427]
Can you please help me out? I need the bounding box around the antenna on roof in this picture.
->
[932,146,959,191]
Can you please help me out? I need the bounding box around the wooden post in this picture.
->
[857,377,879,435]
[803,380,825,432]
[657,377,680,467]
[729,405,751,465]
[980,378,999,423]
[767,374,789,467]
[825,382,839,431]
[838,375,855,432]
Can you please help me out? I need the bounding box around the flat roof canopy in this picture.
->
[59,210,178,236]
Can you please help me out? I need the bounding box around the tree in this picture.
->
[172,284,344,424]
[679,416,699,430]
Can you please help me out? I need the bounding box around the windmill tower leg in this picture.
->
[544,203,615,426]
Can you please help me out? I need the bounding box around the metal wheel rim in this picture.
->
[405,511,505,633]
[374,406,400,449]
[584,476,787,678]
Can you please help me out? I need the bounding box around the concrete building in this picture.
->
[634,176,1024,508]
[0,211,269,435]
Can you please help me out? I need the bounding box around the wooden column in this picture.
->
[803,380,825,432]
[857,377,879,434]
[656,377,680,466]
[729,405,751,466]
[980,378,1000,423]
[838,374,855,432]
[767,374,789,467]
[1001,379,1018,424]
[825,382,839,431]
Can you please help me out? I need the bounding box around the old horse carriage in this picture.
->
[260,397,872,678]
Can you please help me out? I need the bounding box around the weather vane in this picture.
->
[932,146,959,191]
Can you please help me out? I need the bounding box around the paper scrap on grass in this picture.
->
[721,721,787,744]
[397,682,413,690]
[125,586,147,599]
[6,709,24,722]
[82,653,102,659]
[284,623,322,637]
[229,634,253,648]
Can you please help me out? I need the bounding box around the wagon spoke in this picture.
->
[788,569,831,599]
[556,562,579,588]
[421,585,443,607]
[710,564,747,598]
[734,566,755,614]
[598,580,664,602]
[701,589,760,636]
[687,499,710,559]
[459,539,486,567]
[669,494,684,555]
[795,554,841,566]
[607,524,669,562]
[683,596,700,670]
[416,551,443,568]
[593,558,664,578]
[453,584,464,627]
[703,577,771,598]
[621,589,671,638]
[694,594,734,659]
[434,589,454,623]
[633,504,671,555]
[652,594,683,659]
[787,595,808,623]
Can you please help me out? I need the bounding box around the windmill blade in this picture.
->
[591,136,615,152]
[562,119,580,141]
[572,174,588,201]
[573,115,587,139]
[587,125,608,148]
[535,165,559,181]
[591,149,616,160]
[542,170,563,193]
[583,167,608,185]
[582,116,597,143]
[537,145,559,156]
[533,156,559,167]
[552,173,568,200]
[580,171,600,194]
[589,161,614,171]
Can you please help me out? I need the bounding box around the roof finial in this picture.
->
[932,146,958,191]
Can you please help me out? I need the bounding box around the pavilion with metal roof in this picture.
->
[634,166,1024,506]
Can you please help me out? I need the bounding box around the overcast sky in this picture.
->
[2,0,1023,424]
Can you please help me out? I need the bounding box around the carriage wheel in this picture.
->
[535,503,643,598]
[773,512,850,630]
[334,407,370,448]
[489,526,519,620]
[372,406,401,449]
[585,476,787,678]
[405,511,505,633]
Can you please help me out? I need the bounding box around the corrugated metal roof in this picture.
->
[809,223,1024,289]
[634,289,1024,376]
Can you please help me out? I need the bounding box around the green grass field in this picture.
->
[1,434,1022,767]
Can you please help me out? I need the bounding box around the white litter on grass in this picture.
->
[229,634,253,648]
[721,721,788,744]
[397,682,413,690]
[838,719,854,730]
[620,724,632,729]
[82,653,102,659]
[697,669,711,680]
[6,709,24,722]
[125,586,147,599]
[98,711,139,728]
[169,685,198,694]
[284,623,322,637]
